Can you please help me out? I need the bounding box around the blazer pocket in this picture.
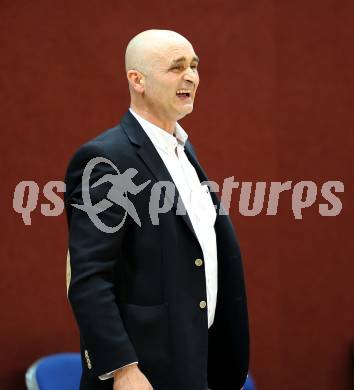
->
[120,302,171,383]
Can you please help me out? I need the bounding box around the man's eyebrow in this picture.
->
[170,56,200,66]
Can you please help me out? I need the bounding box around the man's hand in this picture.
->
[113,363,153,390]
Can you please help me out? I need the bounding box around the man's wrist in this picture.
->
[99,362,138,380]
[113,362,138,379]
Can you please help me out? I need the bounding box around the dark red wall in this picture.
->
[1,1,353,389]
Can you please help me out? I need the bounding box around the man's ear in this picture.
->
[127,70,144,93]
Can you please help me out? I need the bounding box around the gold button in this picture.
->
[195,258,203,267]
[199,300,207,309]
[84,350,92,369]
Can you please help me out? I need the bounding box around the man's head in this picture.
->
[125,29,200,132]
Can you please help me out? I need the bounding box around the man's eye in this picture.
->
[170,64,198,72]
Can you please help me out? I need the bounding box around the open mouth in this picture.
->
[176,89,192,100]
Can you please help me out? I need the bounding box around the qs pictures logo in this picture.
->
[12,158,345,230]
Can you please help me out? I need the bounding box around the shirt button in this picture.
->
[199,300,207,309]
[195,258,203,267]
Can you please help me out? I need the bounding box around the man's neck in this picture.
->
[129,106,176,135]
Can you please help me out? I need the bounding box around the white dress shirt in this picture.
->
[100,109,218,379]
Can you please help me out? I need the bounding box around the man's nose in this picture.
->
[183,68,198,84]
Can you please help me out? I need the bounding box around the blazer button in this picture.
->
[195,258,203,267]
[199,300,207,309]
[84,350,92,369]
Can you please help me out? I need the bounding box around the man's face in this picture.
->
[143,40,200,123]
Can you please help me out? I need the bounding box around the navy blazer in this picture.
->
[64,111,249,390]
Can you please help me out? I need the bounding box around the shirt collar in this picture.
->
[129,108,188,156]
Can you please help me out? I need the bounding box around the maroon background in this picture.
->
[1,1,353,389]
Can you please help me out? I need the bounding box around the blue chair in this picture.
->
[25,353,82,390]
[26,352,255,390]
[244,373,256,390]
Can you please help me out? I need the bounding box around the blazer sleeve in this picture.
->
[64,142,138,377]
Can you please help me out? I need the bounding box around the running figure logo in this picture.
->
[72,157,150,233]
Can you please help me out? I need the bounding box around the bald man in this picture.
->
[64,30,249,390]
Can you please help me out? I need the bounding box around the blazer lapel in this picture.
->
[120,111,198,241]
